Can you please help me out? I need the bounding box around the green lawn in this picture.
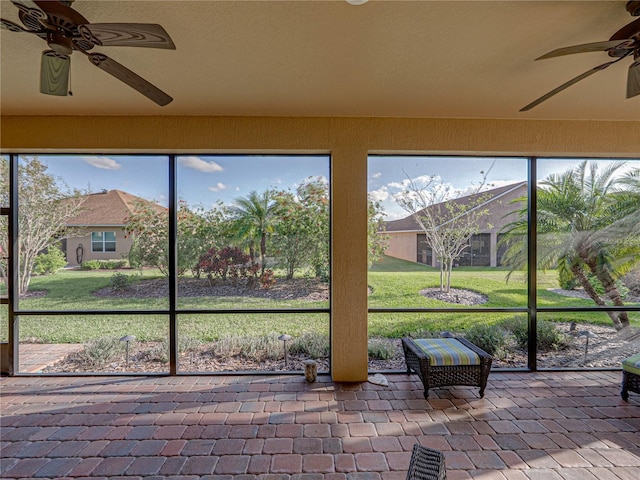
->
[368,256,639,336]
[3,256,638,344]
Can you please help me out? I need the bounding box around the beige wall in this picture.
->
[2,115,639,382]
[65,228,133,267]
[384,232,418,263]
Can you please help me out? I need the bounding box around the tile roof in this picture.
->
[384,181,527,232]
[65,189,166,227]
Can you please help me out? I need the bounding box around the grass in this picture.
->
[2,256,638,344]
[367,256,639,337]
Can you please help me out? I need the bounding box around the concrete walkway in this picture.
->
[1,371,639,479]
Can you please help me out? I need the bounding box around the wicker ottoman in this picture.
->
[406,443,447,480]
[402,337,492,399]
[621,353,640,401]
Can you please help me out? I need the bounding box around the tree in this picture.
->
[125,199,229,276]
[395,171,493,292]
[272,178,330,279]
[125,200,170,274]
[228,190,277,276]
[0,157,85,295]
[500,161,640,331]
[368,196,388,269]
[178,201,233,277]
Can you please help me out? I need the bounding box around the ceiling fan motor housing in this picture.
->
[47,31,73,55]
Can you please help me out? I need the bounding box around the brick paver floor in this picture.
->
[1,371,639,479]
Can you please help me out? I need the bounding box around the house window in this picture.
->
[416,234,432,265]
[91,231,116,253]
[458,233,490,267]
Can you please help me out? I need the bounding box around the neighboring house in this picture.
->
[63,189,166,267]
[383,182,527,268]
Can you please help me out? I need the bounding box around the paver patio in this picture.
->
[1,371,639,479]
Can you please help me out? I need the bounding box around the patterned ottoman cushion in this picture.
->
[622,353,640,376]
[413,338,480,366]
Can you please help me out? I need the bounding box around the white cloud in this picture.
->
[369,186,389,202]
[82,156,121,170]
[179,156,224,173]
[208,183,227,192]
[371,172,381,179]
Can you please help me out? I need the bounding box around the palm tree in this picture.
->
[229,190,277,276]
[501,161,640,331]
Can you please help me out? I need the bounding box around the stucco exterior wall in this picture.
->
[2,115,639,382]
[65,228,134,267]
[384,232,418,263]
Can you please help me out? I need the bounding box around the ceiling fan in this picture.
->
[0,0,175,106]
[520,0,640,111]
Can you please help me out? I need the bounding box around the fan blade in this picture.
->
[10,0,48,31]
[536,40,635,60]
[40,50,70,96]
[86,52,173,106]
[610,17,640,40]
[628,61,640,98]
[1,17,32,32]
[11,0,45,15]
[32,0,90,27]
[12,0,42,8]
[520,59,619,112]
[1,16,47,39]
[78,23,176,49]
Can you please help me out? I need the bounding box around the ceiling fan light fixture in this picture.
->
[1,0,175,105]
[346,0,369,5]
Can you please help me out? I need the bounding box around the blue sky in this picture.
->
[34,154,330,208]
[368,156,528,220]
[368,156,640,220]
[23,154,640,220]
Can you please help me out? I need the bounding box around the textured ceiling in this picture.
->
[1,0,639,120]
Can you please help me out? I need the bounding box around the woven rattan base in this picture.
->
[406,443,446,480]
[621,370,640,401]
[402,337,493,399]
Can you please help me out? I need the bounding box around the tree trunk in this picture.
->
[260,232,267,276]
[571,264,626,330]
[18,254,35,296]
[446,258,454,293]
[592,263,630,330]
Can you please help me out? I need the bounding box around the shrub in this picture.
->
[290,332,330,359]
[558,268,579,290]
[109,272,132,291]
[102,259,129,269]
[259,269,276,290]
[75,337,124,368]
[33,245,66,275]
[500,316,568,351]
[81,260,101,270]
[213,333,283,362]
[368,338,396,360]
[145,335,201,363]
[197,246,259,285]
[463,323,508,357]
[407,328,439,339]
[81,259,128,270]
